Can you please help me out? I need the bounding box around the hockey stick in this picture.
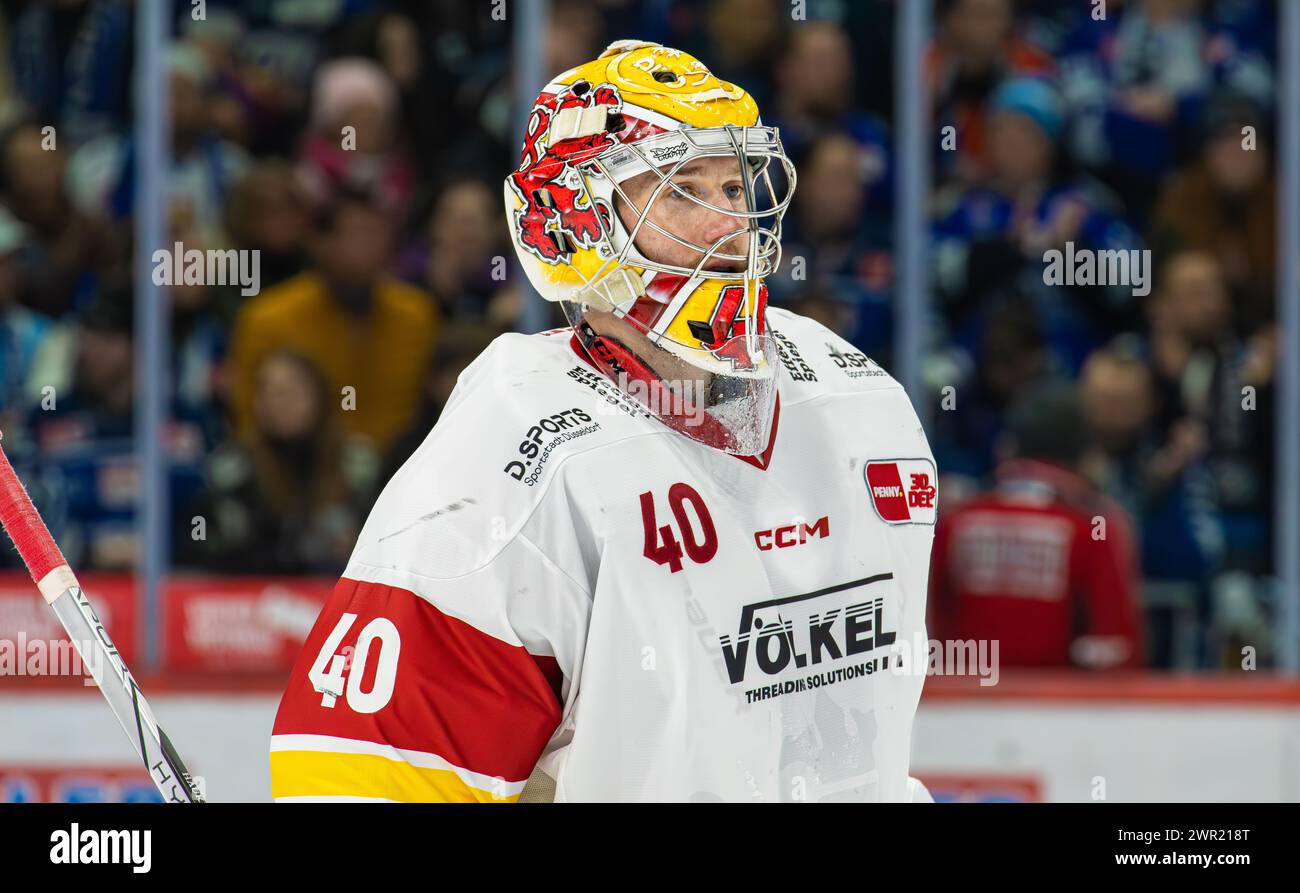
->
[0,433,204,803]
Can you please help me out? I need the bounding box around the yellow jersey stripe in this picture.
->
[270,750,520,803]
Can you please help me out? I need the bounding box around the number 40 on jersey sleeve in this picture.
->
[307,613,402,713]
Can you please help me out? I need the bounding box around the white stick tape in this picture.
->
[36,565,78,604]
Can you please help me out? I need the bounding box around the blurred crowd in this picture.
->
[0,0,1283,670]
[922,0,1279,672]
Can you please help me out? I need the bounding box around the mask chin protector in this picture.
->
[567,300,779,456]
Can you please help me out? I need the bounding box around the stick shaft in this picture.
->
[0,440,203,802]
[52,585,203,801]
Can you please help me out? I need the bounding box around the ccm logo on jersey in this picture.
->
[865,459,937,525]
[754,515,829,551]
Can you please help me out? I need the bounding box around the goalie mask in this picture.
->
[504,39,796,455]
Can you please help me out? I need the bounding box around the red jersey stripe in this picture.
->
[272,576,563,784]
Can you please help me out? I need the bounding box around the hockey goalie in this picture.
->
[270,40,937,803]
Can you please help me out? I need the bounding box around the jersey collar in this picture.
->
[568,330,780,469]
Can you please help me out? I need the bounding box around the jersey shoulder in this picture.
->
[446,327,665,445]
[766,306,903,402]
[348,329,658,579]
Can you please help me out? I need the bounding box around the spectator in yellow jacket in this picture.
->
[229,187,438,455]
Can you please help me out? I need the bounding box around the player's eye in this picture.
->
[724,184,744,202]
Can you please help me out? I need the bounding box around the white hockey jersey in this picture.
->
[270,307,937,802]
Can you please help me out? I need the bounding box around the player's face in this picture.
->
[615,155,752,272]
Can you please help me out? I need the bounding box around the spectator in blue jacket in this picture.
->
[934,76,1143,375]
[1056,0,1273,219]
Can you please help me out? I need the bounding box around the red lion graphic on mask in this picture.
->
[509,80,623,263]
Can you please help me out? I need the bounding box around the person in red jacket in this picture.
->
[930,382,1144,669]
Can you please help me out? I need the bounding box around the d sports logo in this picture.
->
[865,459,937,525]
[826,342,886,379]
